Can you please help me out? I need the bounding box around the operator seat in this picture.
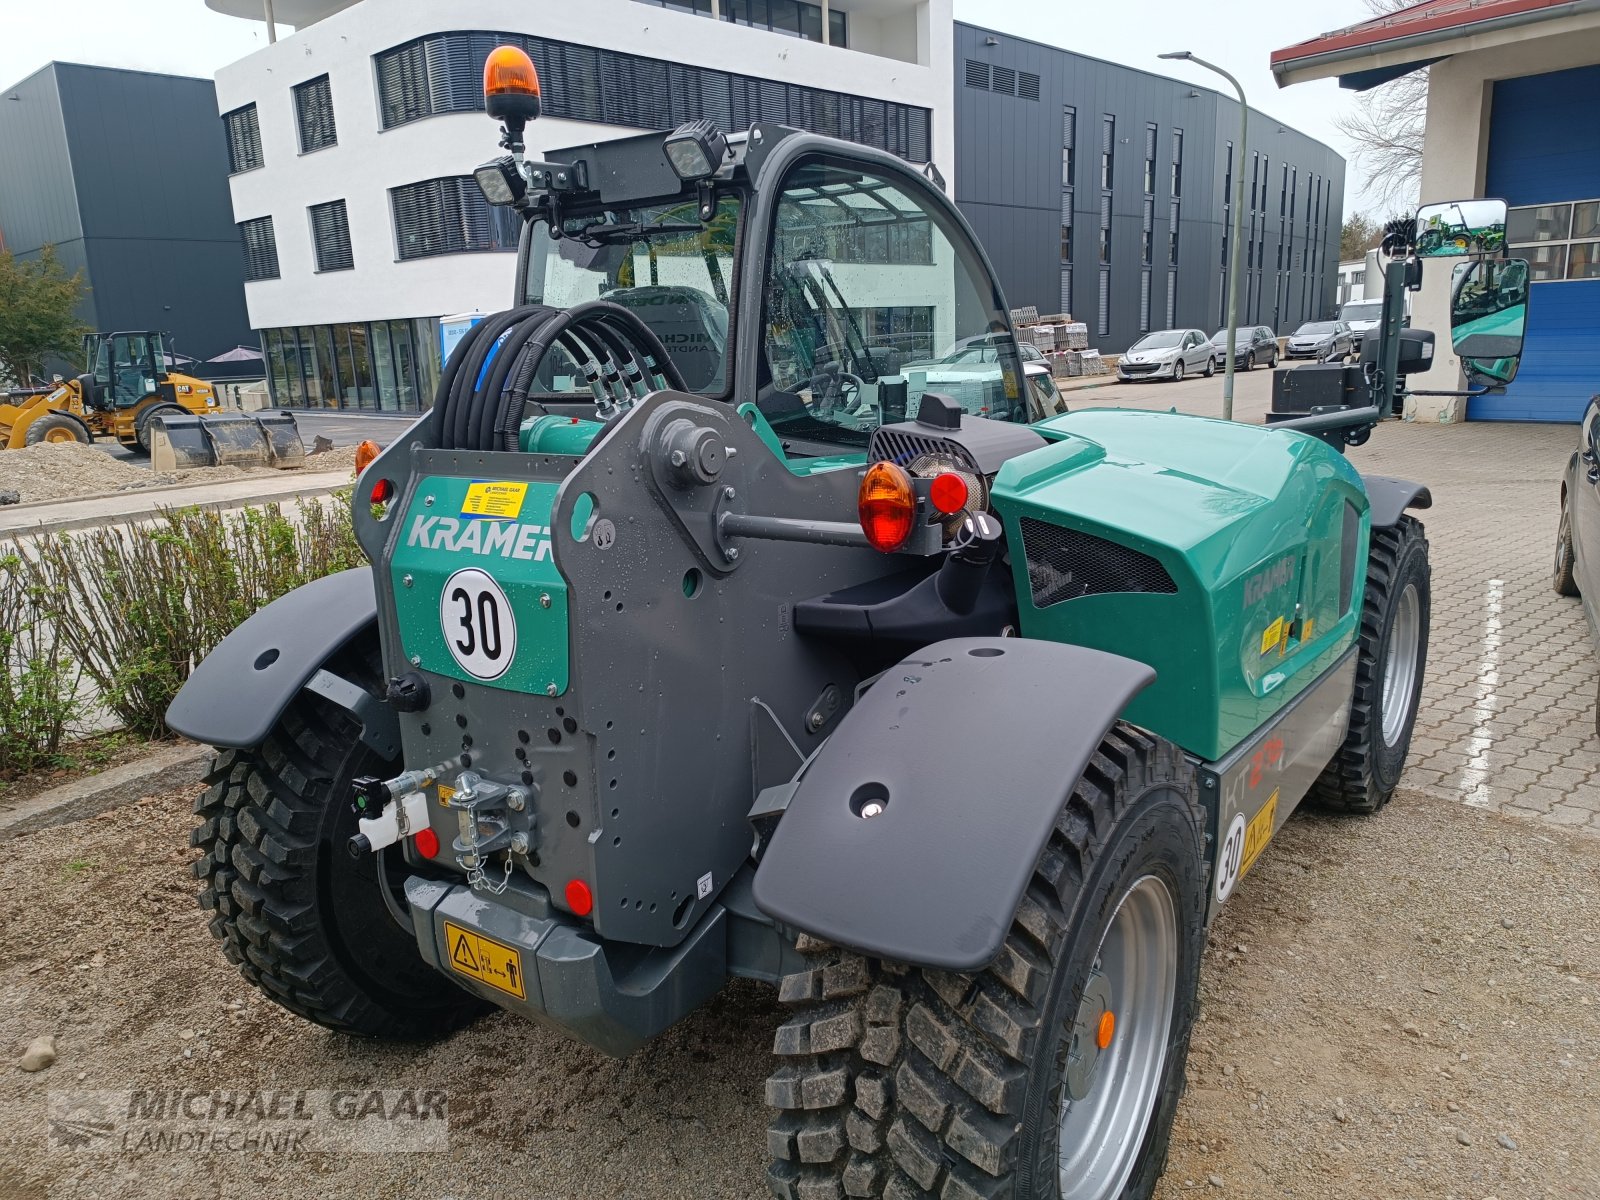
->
[603,286,728,393]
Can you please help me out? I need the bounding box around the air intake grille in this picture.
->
[868,428,981,476]
[1021,518,1177,607]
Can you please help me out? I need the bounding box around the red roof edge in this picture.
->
[1272,0,1570,69]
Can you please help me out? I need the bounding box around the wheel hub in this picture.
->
[1056,874,1179,1200]
[1381,582,1422,746]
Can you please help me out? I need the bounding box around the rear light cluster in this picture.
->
[857,461,982,553]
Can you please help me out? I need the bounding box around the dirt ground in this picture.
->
[0,784,1595,1200]
[0,442,359,505]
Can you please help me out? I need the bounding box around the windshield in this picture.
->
[1296,322,1337,336]
[1130,331,1185,351]
[522,195,739,395]
[1341,302,1382,322]
[758,158,1025,448]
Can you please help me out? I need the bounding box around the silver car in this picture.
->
[1116,329,1215,382]
[1285,320,1357,362]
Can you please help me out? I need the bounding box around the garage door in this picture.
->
[1478,65,1600,421]
[1467,279,1600,421]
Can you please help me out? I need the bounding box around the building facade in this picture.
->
[954,25,1346,355]
[0,62,253,374]
[1275,0,1600,423]
[205,0,953,410]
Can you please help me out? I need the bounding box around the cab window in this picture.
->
[759,159,1023,448]
[522,195,740,396]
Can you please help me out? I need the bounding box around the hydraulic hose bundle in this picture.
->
[428,301,689,452]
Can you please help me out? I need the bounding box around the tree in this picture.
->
[1334,0,1428,208]
[1341,213,1384,261]
[0,246,90,387]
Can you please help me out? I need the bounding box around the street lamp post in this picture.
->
[1160,51,1248,422]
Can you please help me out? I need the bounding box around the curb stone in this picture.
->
[0,742,211,841]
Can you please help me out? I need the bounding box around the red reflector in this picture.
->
[565,879,594,917]
[370,478,394,505]
[414,828,440,859]
[858,461,917,553]
[928,472,969,515]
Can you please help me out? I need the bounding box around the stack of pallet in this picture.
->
[1009,309,1106,377]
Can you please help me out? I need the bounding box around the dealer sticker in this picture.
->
[1240,788,1279,878]
[461,481,528,520]
[443,922,526,1000]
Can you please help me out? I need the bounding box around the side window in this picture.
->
[759,157,1024,447]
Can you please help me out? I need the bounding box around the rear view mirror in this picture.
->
[1416,198,1507,258]
[1451,257,1528,382]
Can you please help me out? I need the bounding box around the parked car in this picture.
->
[1117,328,1215,382]
[1209,325,1279,371]
[1340,298,1386,338]
[1285,320,1357,361]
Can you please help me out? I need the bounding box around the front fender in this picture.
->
[1361,474,1432,528]
[751,637,1155,972]
[166,568,386,750]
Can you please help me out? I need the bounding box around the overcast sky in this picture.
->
[0,0,1389,214]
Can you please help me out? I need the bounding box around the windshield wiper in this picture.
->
[570,221,704,245]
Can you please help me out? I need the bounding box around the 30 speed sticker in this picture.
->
[1215,812,1248,904]
[440,567,517,681]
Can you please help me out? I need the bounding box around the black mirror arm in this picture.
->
[1404,385,1496,399]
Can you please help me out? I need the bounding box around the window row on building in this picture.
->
[262,319,441,411]
[1219,140,1334,329]
[237,179,521,283]
[223,29,931,180]
[1507,200,1600,281]
[963,60,1041,101]
[635,0,848,46]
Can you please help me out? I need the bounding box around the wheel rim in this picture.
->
[1381,582,1422,746]
[1557,510,1572,578]
[1174,363,1183,381]
[1057,874,1178,1200]
[44,426,77,444]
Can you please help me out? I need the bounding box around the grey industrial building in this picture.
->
[0,63,252,372]
[954,24,1346,353]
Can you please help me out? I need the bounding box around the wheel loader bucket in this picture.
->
[149,411,306,472]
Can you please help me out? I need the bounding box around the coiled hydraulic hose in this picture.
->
[430,301,690,452]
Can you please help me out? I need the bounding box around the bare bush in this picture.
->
[17,494,363,739]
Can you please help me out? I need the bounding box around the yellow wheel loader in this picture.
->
[0,331,303,469]
[0,331,216,453]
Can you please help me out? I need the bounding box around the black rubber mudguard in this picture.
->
[1361,474,1432,528]
[166,568,378,748]
[751,637,1156,972]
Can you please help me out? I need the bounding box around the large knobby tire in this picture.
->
[24,413,90,446]
[1310,515,1431,814]
[766,727,1208,1200]
[1555,489,1579,597]
[135,403,184,455]
[191,638,487,1039]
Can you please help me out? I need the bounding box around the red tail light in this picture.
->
[565,879,594,917]
[370,478,394,505]
[858,461,917,553]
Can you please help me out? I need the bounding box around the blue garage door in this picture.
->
[1476,65,1600,422]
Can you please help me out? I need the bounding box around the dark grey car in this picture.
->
[1209,325,1278,371]
[1285,320,1356,361]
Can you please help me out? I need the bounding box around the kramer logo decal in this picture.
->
[1243,554,1295,608]
[405,515,551,561]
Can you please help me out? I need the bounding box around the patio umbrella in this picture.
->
[207,346,265,363]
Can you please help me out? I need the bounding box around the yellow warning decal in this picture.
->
[1260,617,1285,656]
[442,921,526,1000]
[1301,618,1314,642]
[461,481,528,520]
[1240,788,1279,878]
[436,782,455,807]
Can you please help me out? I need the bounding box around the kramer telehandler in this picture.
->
[169,44,1525,1199]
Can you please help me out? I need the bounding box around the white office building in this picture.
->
[205,0,953,410]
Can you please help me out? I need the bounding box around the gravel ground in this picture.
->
[0,784,1595,1200]
[0,443,359,505]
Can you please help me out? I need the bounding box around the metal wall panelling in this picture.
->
[953,24,1344,353]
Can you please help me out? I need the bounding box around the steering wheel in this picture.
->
[810,363,867,418]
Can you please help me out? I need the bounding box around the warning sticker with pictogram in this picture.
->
[442,921,526,1000]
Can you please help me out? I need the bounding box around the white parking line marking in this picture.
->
[1459,578,1504,808]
